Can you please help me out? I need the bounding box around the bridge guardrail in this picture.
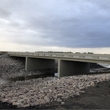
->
[8,52,110,61]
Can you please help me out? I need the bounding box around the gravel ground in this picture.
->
[0,79,110,109]
[0,74,110,108]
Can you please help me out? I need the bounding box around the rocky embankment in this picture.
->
[0,74,110,108]
[0,57,52,79]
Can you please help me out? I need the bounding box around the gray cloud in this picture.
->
[0,8,11,19]
[0,0,110,48]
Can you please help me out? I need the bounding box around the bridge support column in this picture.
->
[25,57,55,71]
[58,60,90,77]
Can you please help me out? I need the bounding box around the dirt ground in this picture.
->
[0,80,110,109]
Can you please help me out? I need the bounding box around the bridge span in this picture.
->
[8,52,110,77]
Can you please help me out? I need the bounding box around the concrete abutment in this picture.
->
[58,60,90,77]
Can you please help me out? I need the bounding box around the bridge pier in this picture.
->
[58,60,90,77]
[25,57,55,71]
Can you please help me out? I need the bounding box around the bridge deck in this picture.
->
[8,52,110,64]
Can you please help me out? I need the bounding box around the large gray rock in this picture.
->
[44,96,50,102]
[57,98,62,102]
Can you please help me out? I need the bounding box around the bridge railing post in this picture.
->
[79,56,85,58]
[92,56,99,59]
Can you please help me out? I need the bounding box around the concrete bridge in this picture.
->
[8,52,110,77]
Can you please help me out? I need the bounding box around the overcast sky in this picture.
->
[0,0,110,53]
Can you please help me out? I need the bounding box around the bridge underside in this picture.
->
[25,57,90,77]
[25,57,55,71]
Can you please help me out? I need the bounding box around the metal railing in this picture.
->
[8,51,110,61]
